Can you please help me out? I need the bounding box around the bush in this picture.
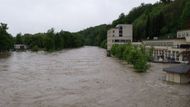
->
[111,44,118,56]
[133,53,148,72]
[111,44,149,72]
[31,45,39,52]
[100,40,107,49]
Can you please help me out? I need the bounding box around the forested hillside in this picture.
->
[78,0,190,47]
[77,24,111,48]
[1,0,190,52]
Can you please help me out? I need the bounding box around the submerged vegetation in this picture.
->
[111,44,153,72]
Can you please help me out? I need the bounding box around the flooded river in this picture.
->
[0,46,189,107]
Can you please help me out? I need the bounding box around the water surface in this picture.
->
[0,46,189,107]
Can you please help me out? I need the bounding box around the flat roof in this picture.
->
[163,64,190,74]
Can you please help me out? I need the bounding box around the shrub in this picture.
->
[31,45,39,52]
[111,44,149,72]
[133,53,148,72]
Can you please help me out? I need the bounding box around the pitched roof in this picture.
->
[163,64,190,74]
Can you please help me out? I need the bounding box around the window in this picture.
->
[119,27,123,37]
[115,40,119,42]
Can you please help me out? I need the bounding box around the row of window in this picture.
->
[177,32,190,38]
[144,42,173,46]
[112,39,131,43]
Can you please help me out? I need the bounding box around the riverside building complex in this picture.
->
[107,25,190,63]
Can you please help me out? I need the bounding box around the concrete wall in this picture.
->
[107,24,133,50]
[166,72,190,83]
[180,74,190,83]
[177,30,190,39]
[166,73,181,83]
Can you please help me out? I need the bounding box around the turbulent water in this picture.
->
[0,46,189,107]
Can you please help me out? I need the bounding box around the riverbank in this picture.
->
[0,46,189,107]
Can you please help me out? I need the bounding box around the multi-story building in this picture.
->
[107,24,133,50]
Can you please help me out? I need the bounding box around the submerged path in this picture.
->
[0,46,189,107]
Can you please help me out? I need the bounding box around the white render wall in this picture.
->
[117,24,133,41]
[107,24,133,50]
[166,73,181,83]
[166,73,190,84]
[177,30,190,39]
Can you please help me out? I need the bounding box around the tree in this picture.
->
[15,33,23,44]
[180,1,190,29]
[0,23,13,52]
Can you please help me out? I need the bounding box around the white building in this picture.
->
[107,24,133,50]
[143,30,190,63]
[14,44,27,50]
[177,30,190,38]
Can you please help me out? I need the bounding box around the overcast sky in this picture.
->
[0,0,158,36]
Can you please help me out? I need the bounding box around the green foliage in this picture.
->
[0,23,13,52]
[111,44,149,72]
[77,24,110,47]
[180,1,190,29]
[15,29,84,52]
[100,39,107,49]
[15,33,23,44]
[31,45,39,52]
[133,53,149,73]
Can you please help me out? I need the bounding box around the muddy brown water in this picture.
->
[0,46,189,107]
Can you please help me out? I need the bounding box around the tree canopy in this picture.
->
[0,23,13,52]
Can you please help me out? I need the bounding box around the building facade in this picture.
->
[143,30,190,63]
[177,30,190,39]
[143,39,190,63]
[14,44,27,50]
[107,24,190,63]
[107,24,133,50]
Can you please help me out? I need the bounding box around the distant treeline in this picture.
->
[15,28,84,51]
[0,23,84,52]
